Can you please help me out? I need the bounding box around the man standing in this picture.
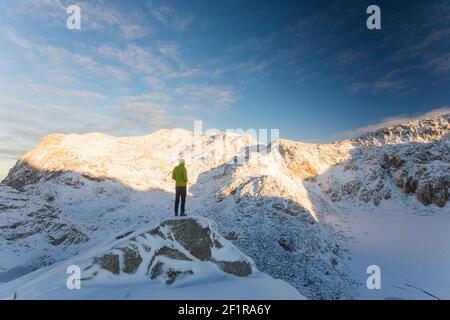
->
[172,159,188,216]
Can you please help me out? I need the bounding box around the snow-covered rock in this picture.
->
[85,216,255,283]
[0,216,304,300]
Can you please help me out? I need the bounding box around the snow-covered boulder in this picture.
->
[0,216,305,300]
[83,216,254,285]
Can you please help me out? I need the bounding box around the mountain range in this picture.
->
[0,113,449,299]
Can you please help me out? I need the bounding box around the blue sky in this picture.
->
[0,0,449,178]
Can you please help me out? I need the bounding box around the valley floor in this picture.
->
[326,206,450,300]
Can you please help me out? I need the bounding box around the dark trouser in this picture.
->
[175,186,187,216]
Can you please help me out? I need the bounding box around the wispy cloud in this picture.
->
[150,4,194,32]
[121,82,236,115]
[3,28,129,82]
[425,52,450,74]
[174,84,236,110]
[120,24,153,40]
[23,84,106,100]
[23,0,153,41]
[335,49,366,67]
[370,70,414,94]
[157,41,181,59]
[98,42,204,80]
[98,44,173,76]
[118,102,173,131]
[0,95,117,161]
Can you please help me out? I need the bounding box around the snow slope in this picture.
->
[0,113,449,299]
[326,208,450,300]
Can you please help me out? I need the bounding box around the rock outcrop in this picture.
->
[314,114,450,207]
[81,216,254,285]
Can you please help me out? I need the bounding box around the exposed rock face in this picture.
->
[157,218,214,261]
[416,177,449,207]
[278,237,297,252]
[121,246,143,274]
[214,260,252,277]
[316,115,450,208]
[387,142,450,208]
[0,185,89,247]
[94,254,120,275]
[82,217,255,285]
[2,160,46,192]
[224,231,238,241]
[381,138,449,207]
